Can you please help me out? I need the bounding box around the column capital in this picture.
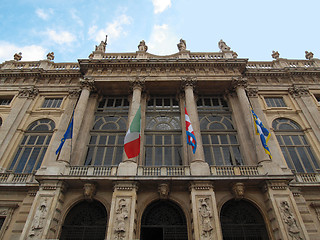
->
[80,77,96,91]
[68,88,81,99]
[129,77,145,92]
[181,76,197,90]
[246,87,259,97]
[231,77,248,90]
[288,85,310,98]
[18,86,39,99]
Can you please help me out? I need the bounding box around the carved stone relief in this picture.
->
[310,202,320,222]
[231,182,245,200]
[114,198,129,240]
[18,86,39,99]
[280,200,303,240]
[198,197,214,240]
[83,182,96,201]
[158,183,170,199]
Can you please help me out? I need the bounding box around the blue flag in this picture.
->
[56,113,73,155]
[251,109,272,159]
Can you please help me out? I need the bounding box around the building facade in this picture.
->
[0,39,320,240]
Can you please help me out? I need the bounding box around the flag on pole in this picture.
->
[56,112,74,155]
[124,106,141,158]
[185,107,197,154]
[251,108,272,159]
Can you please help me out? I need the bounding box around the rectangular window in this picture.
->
[0,97,13,105]
[0,217,5,231]
[42,98,63,108]
[265,97,286,108]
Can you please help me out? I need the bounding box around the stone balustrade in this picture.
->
[0,173,36,184]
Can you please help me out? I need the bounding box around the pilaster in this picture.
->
[106,181,138,240]
[189,181,222,240]
[261,180,310,240]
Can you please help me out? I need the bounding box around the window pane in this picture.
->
[204,147,212,165]
[24,148,41,173]
[114,147,123,165]
[85,148,94,165]
[145,147,153,166]
[297,148,314,172]
[108,135,116,145]
[223,147,232,165]
[164,147,172,165]
[94,147,105,165]
[104,147,114,165]
[99,136,107,145]
[288,148,304,172]
[213,147,223,165]
[155,147,162,166]
[202,135,210,144]
[15,148,32,173]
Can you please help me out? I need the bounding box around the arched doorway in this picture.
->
[220,199,269,240]
[60,200,107,240]
[141,200,188,240]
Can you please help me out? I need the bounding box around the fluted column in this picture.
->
[118,78,144,176]
[0,87,38,169]
[181,77,210,175]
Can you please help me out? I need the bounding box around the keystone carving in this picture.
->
[83,183,96,201]
[280,201,303,240]
[158,183,170,199]
[231,182,245,200]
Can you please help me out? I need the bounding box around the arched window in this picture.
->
[273,118,320,173]
[220,199,269,240]
[140,200,188,240]
[145,96,182,166]
[85,97,128,166]
[9,119,55,173]
[198,96,243,166]
[60,200,107,240]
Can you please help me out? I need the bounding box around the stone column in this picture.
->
[118,78,144,176]
[106,182,138,240]
[57,78,94,164]
[0,87,38,167]
[247,87,289,174]
[261,180,310,240]
[19,180,67,240]
[232,78,268,164]
[181,77,210,175]
[190,181,222,240]
[289,85,320,143]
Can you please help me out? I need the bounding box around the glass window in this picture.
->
[198,96,243,166]
[145,96,182,166]
[265,97,286,107]
[9,119,55,173]
[273,118,319,173]
[85,97,128,166]
[42,98,63,108]
[0,97,13,106]
[314,95,320,104]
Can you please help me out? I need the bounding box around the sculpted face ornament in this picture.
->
[232,182,245,200]
[158,183,169,199]
[83,183,96,201]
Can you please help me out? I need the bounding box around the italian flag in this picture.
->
[124,106,141,158]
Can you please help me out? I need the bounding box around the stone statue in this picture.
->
[114,199,128,240]
[199,198,213,239]
[280,201,303,240]
[29,198,48,238]
[177,38,186,51]
[95,35,108,52]
[218,39,231,52]
[138,40,148,52]
[46,52,54,61]
[83,183,96,201]
[272,51,280,60]
[14,52,22,61]
[305,51,314,60]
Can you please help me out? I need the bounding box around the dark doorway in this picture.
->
[140,200,188,240]
[220,199,269,240]
[60,200,107,240]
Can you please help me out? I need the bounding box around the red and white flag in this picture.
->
[185,107,197,154]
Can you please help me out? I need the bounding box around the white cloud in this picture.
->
[70,9,84,27]
[36,8,53,20]
[88,14,132,44]
[152,0,171,14]
[45,29,76,45]
[147,24,179,55]
[0,41,46,62]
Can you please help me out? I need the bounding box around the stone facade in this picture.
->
[0,41,320,240]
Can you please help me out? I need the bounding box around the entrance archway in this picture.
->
[220,199,269,240]
[141,200,188,240]
[60,200,107,240]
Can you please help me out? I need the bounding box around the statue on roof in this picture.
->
[14,52,22,61]
[177,38,186,51]
[95,35,108,52]
[272,51,280,60]
[218,39,231,52]
[138,40,148,52]
[305,51,314,60]
[46,52,54,61]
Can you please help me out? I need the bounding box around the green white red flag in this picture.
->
[124,106,141,158]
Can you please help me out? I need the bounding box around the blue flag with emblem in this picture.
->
[56,113,74,155]
[251,108,272,159]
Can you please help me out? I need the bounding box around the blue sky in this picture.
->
[0,0,319,63]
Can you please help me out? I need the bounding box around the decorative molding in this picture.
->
[129,77,145,92]
[246,87,258,97]
[158,183,170,199]
[190,182,214,191]
[280,200,303,240]
[288,85,310,97]
[114,182,138,192]
[18,86,39,99]
[231,77,248,90]
[68,88,81,99]
[83,182,96,201]
[80,77,96,91]
[198,197,214,239]
[181,76,197,90]
[310,202,320,222]
[231,182,245,200]
[114,198,129,240]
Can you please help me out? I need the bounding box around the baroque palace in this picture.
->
[0,38,320,240]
